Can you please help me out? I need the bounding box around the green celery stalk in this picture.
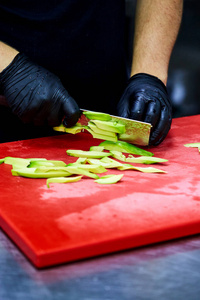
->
[28,160,66,168]
[66,163,107,174]
[125,155,168,164]
[99,140,153,156]
[91,119,125,134]
[83,111,112,121]
[12,167,71,178]
[184,143,200,147]
[47,176,82,188]
[109,150,126,161]
[88,122,118,138]
[87,157,122,169]
[117,164,166,173]
[85,127,118,142]
[63,166,99,179]
[95,174,124,184]
[89,146,105,152]
[66,149,111,158]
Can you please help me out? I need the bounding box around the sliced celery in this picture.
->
[64,123,85,134]
[53,123,84,134]
[4,157,32,168]
[100,157,124,168]
[28,160,66,168]
[110,150,126,161]
[74,157,87,164]
[94,174,124,184]
[117,164,166,173]
[89,146,105,152]
[110,151,167,164]
[91,119,125,134]
[88,122,118,137]
[87,157,122,169]
[66,149,111,158]
[12,167,71,178]
[126,155,168,164]
[85,127,118,142]
[62,166,99,179]
[83,111,112,121]
[99,140,153,156]
[66,163,107,174]
[184,143,200,148]
[53,123,66,132]
[47,176,82,188]
[34,166,70,173]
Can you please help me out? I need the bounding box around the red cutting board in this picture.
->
[1,115,200,268]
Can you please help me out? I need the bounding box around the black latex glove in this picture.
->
[117,73,172,146]
[0,53,80,127]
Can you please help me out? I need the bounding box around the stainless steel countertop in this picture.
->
[1,228,200,300]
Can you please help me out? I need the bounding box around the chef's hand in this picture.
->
[117,73,172,146]
[0,53,80,127]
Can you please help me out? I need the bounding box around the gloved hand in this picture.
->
[117,73,172,146]
[0,53,80,127]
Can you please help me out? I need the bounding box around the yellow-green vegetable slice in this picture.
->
[74,157,87,164]
[95,174,124,184]
[46,176,82,188]
[184,143,200,148]
[34,166,70,173]
[4,157,48,168]
[67,163,107,173]
[30,165,100,178]
[125,155,168,164]
[91,119,125,134]
[34,165,105,175]
[4,157,31,168]
[87,157,122,168]
[100,157,124,167]
[66,149,111,158]
[85,127,118,142]
[99,140,153,156]
[53,123,66,132]
[88,122,118,138]
[53,123,84,134]
[117,164,166,173]
[89,146,105,152]
[83,111,112,121]
[110,150,126,161]
[110,151,167,164]
[62,166,99,179]
[28,160,66,168]
[11,167,72,178]
[64,123,85,134]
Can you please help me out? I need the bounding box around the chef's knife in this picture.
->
[0,96,152,146]
[78,109,152,146]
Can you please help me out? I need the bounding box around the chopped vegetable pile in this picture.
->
[54,111,128,142]
[0,140,167,188]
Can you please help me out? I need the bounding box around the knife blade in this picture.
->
[0,95,152,146]
[78,109,152,146]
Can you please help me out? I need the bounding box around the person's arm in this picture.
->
[131,0,183,85]
[0,42,19,72]
[117,0,183,145]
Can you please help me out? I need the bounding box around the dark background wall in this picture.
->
[125,0,200,118]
